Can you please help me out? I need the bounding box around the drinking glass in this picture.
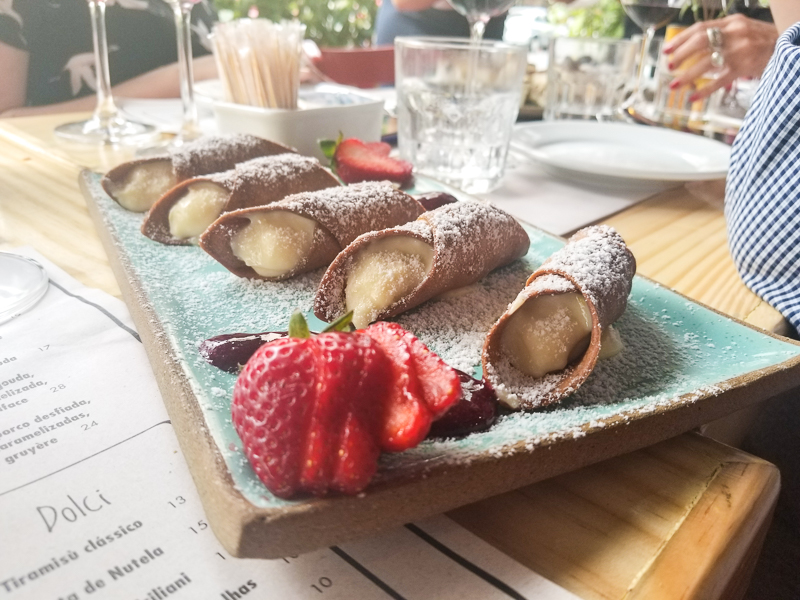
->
[545,37,638,121]
[619,0,683,115]
[166,0,202,143]
[395,37,527,193]
[446,0,518,43]
[55,1,157,144]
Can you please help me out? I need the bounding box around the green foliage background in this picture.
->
[213,0,378,47]
[547,0,625,39]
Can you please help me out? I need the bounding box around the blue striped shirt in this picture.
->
[726,22,800,335]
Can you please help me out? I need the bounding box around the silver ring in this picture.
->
[706,26,724,68]
[707,26,724,51]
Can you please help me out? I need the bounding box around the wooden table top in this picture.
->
[0,112,785,600]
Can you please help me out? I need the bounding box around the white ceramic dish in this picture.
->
[194,81,385,160]
[511,121,731,189]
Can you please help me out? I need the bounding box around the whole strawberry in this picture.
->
[322,137,413,187]
[231,313,391,498]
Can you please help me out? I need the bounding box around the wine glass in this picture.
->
[619,0,683,115]
[0,253,49,325]
[447,0,518,43]
[166,0,203,144]
[55,1,157,144]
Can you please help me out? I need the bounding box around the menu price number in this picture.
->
[80,420,99,432]
[167,496,187,509]
[188,520,208,535]
[51,383,66,393]
[311,577,333,594]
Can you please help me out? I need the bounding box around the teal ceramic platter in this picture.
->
[81,171,800,558]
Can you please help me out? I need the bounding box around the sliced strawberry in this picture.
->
[232,328,391,498]
[332,334,392,493]
[232,337,317,498]
[367,322,460,420]
[399,327,461,419]
[364,322,432,452]
[334,138,413,186]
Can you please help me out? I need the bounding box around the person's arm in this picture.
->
[769,0,800,34]
[0,41,29,115]
[1,54,218,118]
[663,14,777,101]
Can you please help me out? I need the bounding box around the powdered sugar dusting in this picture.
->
[275,181,423,247]
[169,134,292,180]
[395,260,531,373]
[541,225,636,327]
[232,154,328,191]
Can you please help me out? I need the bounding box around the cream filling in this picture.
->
[230,211,316,278]
[501,292,622,378]
[112,161,178,212]
[168,182,230,242]
[345,237,434,329]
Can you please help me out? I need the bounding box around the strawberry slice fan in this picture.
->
[231,313,461,499]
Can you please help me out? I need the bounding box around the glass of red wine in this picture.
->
[165,0,203,144]
[620,0,683,115]
[55,0,157,144]
[446,0,517,43]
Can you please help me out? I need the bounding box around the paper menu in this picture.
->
[0,251,579,600]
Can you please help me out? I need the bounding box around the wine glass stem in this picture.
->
[174,2,200,140]
[88,0,119,126]
[632,26,656,105]
[469,18,487,44]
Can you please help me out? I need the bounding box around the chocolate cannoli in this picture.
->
[482,225,636,411]
[199,181,425,281]
[102,134,294,212]
[141,154,340,245]
[314,200,530,329]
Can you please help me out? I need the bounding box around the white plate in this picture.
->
[511,121,730,189]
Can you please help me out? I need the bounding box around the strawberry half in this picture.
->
[334,138,413,186]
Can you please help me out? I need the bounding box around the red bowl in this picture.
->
[313,46,395,89]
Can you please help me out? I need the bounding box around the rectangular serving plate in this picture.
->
[81,171,800,558]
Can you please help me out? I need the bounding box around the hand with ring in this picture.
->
[662,14,778,101]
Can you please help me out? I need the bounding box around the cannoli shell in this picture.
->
[314,200,530,323]
[482,225,636,411]
[141,155,340,245]
[200,181,425,281]
[101,134,295,207]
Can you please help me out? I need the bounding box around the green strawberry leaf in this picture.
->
[288,310,311,339]
[321,311,355,333]
[319,139,338,161]
[319,131,344,164]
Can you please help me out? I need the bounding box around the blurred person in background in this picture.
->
[0,0,217,116]
[374,0,506,45]
[725,0,800,336]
